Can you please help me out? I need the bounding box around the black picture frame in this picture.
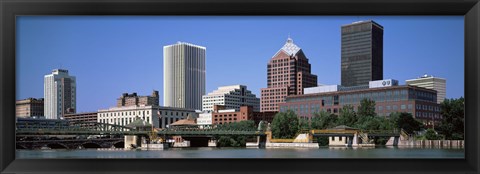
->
[1,0,479,173]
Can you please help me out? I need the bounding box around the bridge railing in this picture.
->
[16,120,139,135]
[156,128,263,136]
[363,129,400,135]
[16,120,265,136]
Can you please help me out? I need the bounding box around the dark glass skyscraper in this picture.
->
[341,20,384,87]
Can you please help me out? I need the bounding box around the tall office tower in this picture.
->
[44,69,76,119]
[202,85,260,112]
[341,20,384,87]
[260,37,318,112]
[163,42,206,110]
[406,74,447,104]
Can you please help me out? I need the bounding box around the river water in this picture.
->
[16,147,464,158]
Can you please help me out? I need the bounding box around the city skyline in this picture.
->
[17,16,464,112]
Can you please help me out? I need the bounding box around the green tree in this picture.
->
[337,105,357,127]
[436,97,464,140]
[356,116,382,130]
[378,116,395,131]
[270,110,300,138]
[357,98,377,118]
[392,112,423,134]
[309,111,338,146]
[214,120,257,147]
[217,136,238,147]
[424,128,441,140]
[299,118,310,130]
[310,111,338,129]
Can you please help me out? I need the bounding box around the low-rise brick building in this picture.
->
[64,112,98,128]
[279,79,441,126]
[212,105,276,125]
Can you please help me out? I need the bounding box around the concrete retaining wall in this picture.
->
[390,139,464,148]
[266,143,319,148]
[140,143,168,150]
[173,141,190,147]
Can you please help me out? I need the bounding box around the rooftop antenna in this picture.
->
[287,33,293,43]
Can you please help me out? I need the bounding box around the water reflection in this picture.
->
[16,147,465,159]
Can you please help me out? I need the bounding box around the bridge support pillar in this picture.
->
[257,135,266,148]
[208,139,217,147]
[346,136,353,147]
[352,133,359,147]
[386,136,400,146]
[124,135,141,149]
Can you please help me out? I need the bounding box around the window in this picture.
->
[401,105,406,110]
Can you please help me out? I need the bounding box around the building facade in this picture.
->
[97,105,197,129]
[64,112,98,128]
[197,111,212,128]
[341,20,384,87]
[212,105,276,125]
[279,80,441,126]
[163,42,206,110]
[202,85,260,112]
[44,69,76,119]
[16,98,44,118]
[406,74,446,104]
[260,37,318,112]
[117,90,159,107]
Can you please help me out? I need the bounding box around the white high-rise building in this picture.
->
[164,42,206,110]
[406,74,446,104]
[44,69,76,119]
[202,85,260,112]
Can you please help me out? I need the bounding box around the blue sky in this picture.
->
[16,16,464,112]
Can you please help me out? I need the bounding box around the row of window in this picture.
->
[99,116,151,126]
[280,103,438,115]
[99,110,150,118]
[416,104,440,111]
[416,112,441,119]
[214,114,238,118]
[99,110,193,118]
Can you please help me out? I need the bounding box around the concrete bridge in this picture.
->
[16,119,266,148]
[16,138,124,150]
